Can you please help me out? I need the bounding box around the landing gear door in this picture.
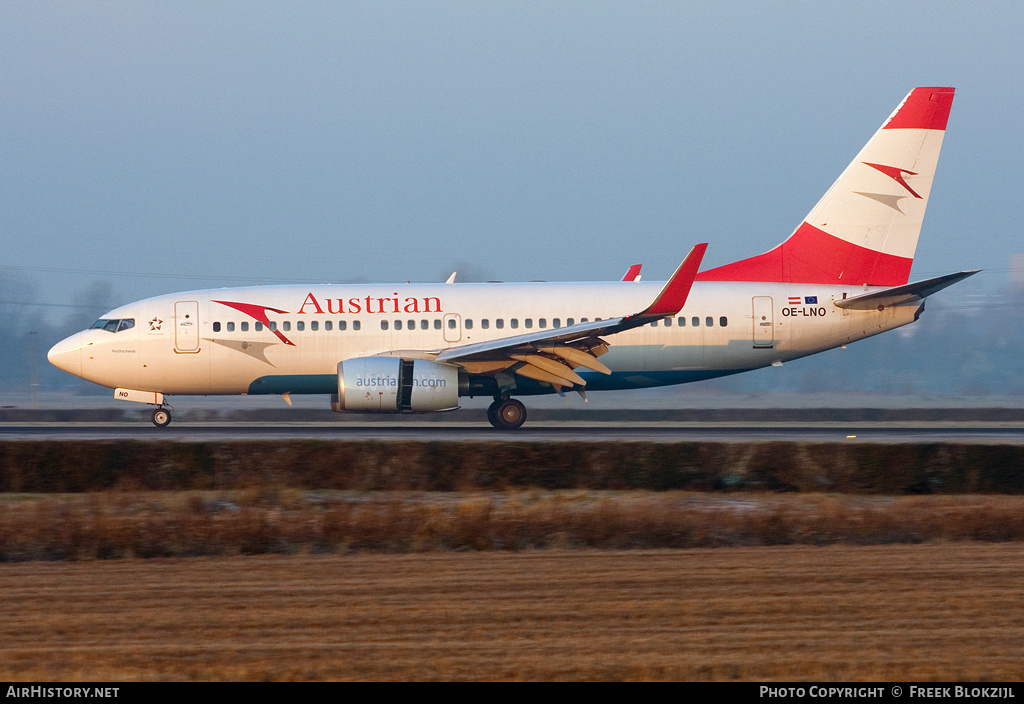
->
[752,296,774,348]
[175,301,200,353]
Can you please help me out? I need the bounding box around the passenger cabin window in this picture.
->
[213,322,221,332]
[282,321,291,331]
[510,319,519,329]
[381,320,389,330]
[433,319,441,330]
[706,317,713,327]
[227,322,235,332]
[496,319,504,329]
[525,318,533,329]
[539,318,547,328]
[465,319,473,330]
[395,320,402,330]
[481,319,490,329]
[338,321,346,331]
[255,322,263,331]
[353,321,361,330]
[420,320,429,330]
[692,317,699,327]
[720,317,728,327]
[324,321,332,331]
[241,322,249,332]
[269,322,277,331]
[448,319,457,329]
[310,321,318,331]
[297,321,305,331]
[553,318,561,328]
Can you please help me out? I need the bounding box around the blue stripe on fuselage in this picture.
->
[246,370,747,396]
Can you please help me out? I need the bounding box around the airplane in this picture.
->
[48,87,976,429]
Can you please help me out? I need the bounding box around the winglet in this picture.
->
[622,264,642,282]
[638,243,708,317]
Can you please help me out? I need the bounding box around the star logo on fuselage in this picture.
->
[149,317,163,331]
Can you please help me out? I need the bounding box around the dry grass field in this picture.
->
[3,491,1024,559]
[1,543,1022,681]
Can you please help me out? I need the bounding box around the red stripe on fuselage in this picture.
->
[694,222,913,286]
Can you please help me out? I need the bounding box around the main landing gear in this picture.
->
[151,407,172,428]
[486,398,526,430]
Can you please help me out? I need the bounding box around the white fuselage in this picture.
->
[48,280,919,399]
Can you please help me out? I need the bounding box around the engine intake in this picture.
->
[333,356,461,412]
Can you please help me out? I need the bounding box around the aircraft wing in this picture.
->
[833,270,980,310]
[433,244,707,387]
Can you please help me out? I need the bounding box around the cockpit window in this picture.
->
[91,318,135,333]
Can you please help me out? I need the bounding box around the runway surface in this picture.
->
[3,421,1024,443]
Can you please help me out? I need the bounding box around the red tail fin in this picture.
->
[696,87,954,286]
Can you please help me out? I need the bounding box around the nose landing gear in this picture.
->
[151,407,172,428]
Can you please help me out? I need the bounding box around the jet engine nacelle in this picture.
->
[333,356,462,412]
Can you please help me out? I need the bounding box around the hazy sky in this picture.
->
[2,1,1022,317]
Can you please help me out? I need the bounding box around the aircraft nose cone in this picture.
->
[48,336,83,378]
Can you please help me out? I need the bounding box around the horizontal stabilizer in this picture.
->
[834,270,980,310]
